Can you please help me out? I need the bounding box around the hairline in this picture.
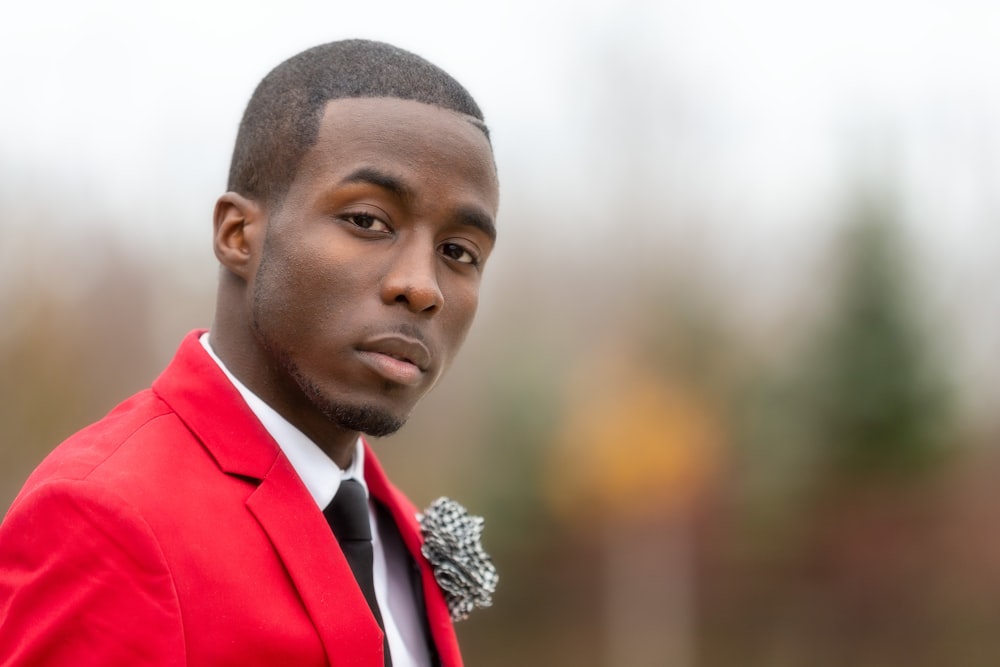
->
[259,95,495,213]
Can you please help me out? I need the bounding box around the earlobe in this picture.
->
[213,192,263,280]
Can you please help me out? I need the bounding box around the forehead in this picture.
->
[291,97,499,213]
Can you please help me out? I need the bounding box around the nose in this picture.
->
[380,240,444,314]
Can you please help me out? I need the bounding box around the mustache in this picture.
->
[360,322,429,346]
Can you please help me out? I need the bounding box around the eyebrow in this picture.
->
[340,166,497,242]
[342,167,413,202]
[455,207,497,243]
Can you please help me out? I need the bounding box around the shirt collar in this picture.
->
[199,332,366,508]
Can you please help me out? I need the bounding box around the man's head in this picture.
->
[227,39,490,209]
[211,40,499,464]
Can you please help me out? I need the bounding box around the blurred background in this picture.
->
[3,0,1000,664]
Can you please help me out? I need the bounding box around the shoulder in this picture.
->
[0,474,186,664]
[2,389,183,581]
[13,387,209,509]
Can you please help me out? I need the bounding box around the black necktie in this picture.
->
[323,478,392,666]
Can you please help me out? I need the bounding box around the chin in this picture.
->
[293,369,409,437]
[324,401,407,438]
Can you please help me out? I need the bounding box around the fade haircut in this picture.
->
[227,39,489,206]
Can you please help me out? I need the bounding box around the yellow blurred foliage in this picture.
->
[546,341,723,522]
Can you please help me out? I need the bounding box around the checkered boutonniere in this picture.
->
[418,497,498,622]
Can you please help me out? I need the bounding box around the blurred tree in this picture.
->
[805,193,953,480]
[697,188,963,667]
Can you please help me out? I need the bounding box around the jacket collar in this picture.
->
[152,330,279,480]
[152,330,461,666]
[152,331,386,666]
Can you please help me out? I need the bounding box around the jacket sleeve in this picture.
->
[0,479,186,666]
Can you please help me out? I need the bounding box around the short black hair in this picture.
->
[227,39,489,205]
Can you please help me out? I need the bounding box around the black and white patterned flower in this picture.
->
[418,497,498,622]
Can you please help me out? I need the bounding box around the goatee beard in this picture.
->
[289,363,407,437]
[249,241,407,438]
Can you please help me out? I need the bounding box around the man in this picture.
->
[0,39,498,667]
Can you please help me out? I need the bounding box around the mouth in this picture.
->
[356,334,432,386]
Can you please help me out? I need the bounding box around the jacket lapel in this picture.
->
[153,331,386,667]
[364,442,464,667]
[247,459,385,667]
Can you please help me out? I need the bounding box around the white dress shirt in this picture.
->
[200,333,431,667]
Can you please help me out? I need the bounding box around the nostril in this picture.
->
[387,282,442,313]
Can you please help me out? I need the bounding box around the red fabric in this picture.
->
[0,330,463,667]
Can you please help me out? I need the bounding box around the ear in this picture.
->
[213,192,264,280]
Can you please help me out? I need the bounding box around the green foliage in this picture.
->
[806,195,951,479]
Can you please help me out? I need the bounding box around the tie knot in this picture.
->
[324,478,372,542]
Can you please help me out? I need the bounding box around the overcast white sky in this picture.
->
[2,0,999,408]
[2,0,998,354]
[2,0,998,245]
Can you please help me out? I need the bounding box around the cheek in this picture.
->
[252,242,342,336]
[249,258,297,343]
[443,284,480,344]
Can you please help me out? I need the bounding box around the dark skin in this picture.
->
[210,97,499,469]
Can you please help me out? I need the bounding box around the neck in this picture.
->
[210,293,360,469]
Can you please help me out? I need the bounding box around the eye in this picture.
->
[344,212,391,233]
[440,242,479,266]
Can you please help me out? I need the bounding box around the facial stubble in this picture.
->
[249,234,408,439]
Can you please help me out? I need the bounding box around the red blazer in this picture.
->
[0,330,463,666]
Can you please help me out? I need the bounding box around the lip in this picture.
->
[356,335,432,386]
